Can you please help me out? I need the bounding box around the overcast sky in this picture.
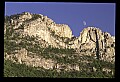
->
[5,2,115,37]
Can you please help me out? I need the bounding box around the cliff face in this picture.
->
[4,12,73,48]
[4,12,115,76]
[78,27,115,63]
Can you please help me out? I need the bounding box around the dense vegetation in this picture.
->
[4,23,115,78]
[4,59,114,78]
[4,37,115,78]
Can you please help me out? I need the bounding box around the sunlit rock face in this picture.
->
[4,12,115,68]
[78,27,115,63]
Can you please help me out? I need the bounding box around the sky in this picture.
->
[5,2,115,37]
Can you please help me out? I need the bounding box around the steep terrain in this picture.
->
[4,12,115,78]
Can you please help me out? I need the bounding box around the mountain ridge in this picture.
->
[4,12,115,77]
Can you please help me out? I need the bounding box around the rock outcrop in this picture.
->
[4,48,80,71]
[5,12,73,48]
[78,27,115,63]
[4,12,115,71]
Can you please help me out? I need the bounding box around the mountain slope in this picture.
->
[4,12,115,77]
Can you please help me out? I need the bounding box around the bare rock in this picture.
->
[78,27,115,63]
[4,12,115,69]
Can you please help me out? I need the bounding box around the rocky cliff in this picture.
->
[4,12,73,48]
[4,12,115,77]
[78,27,115,63]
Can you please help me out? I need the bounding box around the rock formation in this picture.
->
[78,27,115,63]
[4,12,115,73]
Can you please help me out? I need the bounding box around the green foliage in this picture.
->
[33,14,42,19]
[43,46,75,54]
[64,38,70,44]
[4,59,114,78]
[18,24,24,29]
[47,27,51,31]
[5,16,11,24]
[4,24,114,78]
[25,14,42,23]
